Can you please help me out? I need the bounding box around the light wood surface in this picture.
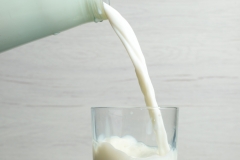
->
[0,0,240,159]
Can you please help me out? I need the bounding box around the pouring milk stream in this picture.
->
[93,3,172,160]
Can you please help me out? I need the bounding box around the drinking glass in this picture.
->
[91,107,179,160]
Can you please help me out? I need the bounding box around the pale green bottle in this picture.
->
[0,0,110,53]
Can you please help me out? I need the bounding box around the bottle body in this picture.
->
[0,0,108,53]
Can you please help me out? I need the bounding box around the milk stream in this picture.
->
[93,3,172,159]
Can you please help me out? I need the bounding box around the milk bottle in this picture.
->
[0,0,110,52]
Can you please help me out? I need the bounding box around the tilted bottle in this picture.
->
[0,0,110,53]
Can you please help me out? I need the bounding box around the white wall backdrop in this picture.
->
[0,0,240,160]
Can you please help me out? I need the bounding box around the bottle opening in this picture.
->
[103,0,110,5]
[89,0,110,22]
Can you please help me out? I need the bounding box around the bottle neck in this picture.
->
[88,0,110,22]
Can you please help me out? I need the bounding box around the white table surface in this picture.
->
[0,0,240,159]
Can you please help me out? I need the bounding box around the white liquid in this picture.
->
[93,136,176,160]
[93,3,172,160]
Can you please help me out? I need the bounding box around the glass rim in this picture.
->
[91,106,178,110]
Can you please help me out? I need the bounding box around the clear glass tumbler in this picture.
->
[91,107,179,160]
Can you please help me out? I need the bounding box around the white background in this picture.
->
[0,0,240,159]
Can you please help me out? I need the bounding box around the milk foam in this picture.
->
[93,136,177,160]
[103,2,170,155]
